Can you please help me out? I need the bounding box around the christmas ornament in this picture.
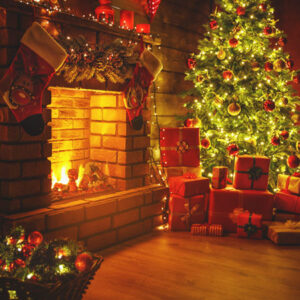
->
[287,155,300,168]
[227,144,239,156]
[280,130,289,140]
[124,44,162,130]
[278,37,287,47]
[210,20,218,30]
[263,99,275,112]
[259,3,267,12]
[146,0,161,23]
[236,6,246,16]
[187,58,196,70]
[214,96,223,105]
[263,26,273,35]
[264,62,273,72]
[217,49,226,60]
[251,62,260,71]
[223,70,233,80]
[75,252,93,272]
[287,59,294,69]
[229,38,239,47]
[271,136,280,146]
[184,118,194,128]
[201,138,210,149]
[293,73,300,84]
[0,22,67,136]
[227,102,241,116]
[274,59,285,72]
[280,97,288,106]
[197,74,204,82]
[28,231,43,246]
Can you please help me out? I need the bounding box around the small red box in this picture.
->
[169,194,208,231]
[237,211,263,239]
[208,186,274,233]
[168,176,209,197]
[233,155,270,190]
[160,128,200,167]
[212,166,228,189]
[275,191,300,214]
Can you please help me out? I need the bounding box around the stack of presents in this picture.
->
[160,127,300,245]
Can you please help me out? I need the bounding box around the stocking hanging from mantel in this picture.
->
[0,22,67,136]
[123,41,163,130]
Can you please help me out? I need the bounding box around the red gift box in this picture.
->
[233,155,270,190]
[160,128,200,167]
[275,191,300,214]
[208,186,274,233]
[169,194,208,231]
[168,175,209,197]
[237,211,263,239]
[212,166,228,189]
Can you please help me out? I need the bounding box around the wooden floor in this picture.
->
[83,230,300,300]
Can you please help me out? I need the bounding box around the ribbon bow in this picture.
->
[176,140,189,153]
[243,222,258,236]
[248,166,263,181]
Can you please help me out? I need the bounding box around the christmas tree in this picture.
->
[183,0,300,190]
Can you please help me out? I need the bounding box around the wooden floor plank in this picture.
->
[84,231,300,300]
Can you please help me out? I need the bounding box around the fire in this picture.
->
[51,163,72,190]
[76,165,85,187]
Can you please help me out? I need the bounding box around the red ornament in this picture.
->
[293,73,300,84]
[280,130,289,140]
[263,26,273,35]
[278,37,287,47]
[223,70,233,80]
[259,3,267,12]
[95,0,115,24]
[264,62,273,72]
[227,144,239,156]
[236,6,246,16]
[263,99,275,112]
[287,155,300,168]
[201,138,210,149]
[187,58,196,70]
[271,136,280,146]
[229,38,239,47]
[184,118,194,128]
[146,0,161,22]
[15,258,26,268]
[75,252,93,272]
[210,20,218,30]
[287,59,294,69]
[28,231,43,247]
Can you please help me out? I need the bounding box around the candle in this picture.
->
[120,10,134,30]
[136,24,150,34]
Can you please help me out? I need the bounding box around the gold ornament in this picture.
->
[217,49,226,60]
[227,102,241,116]
[296,141,300,152]
[279,97,288,106]
[251,62,260,71]
[274,59,286,72]
[197,74,204,82]
[214,96,223,105]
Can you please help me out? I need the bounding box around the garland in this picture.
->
[56,35,140,84]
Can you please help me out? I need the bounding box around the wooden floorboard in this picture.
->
[83,231,300,300]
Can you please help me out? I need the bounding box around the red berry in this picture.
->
[75,253,93,272]
[184,119,194,128]
[187,58,196,70]
[263,100,275,112]
[263,26,273,35]
[287,155,300,168]
[201,138,210,149]
[223,70,233,80]
[210,20,218,30]
[271,136,280,146]
[229,38,239,47]
[280,130,289,140]
[264,62,273,72]
[236,6,246,16]
[227,144,239,156]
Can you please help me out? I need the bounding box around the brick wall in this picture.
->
[1,185,169,251]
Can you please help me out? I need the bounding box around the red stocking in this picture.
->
[123,44,162,130]
[0,22,67,136]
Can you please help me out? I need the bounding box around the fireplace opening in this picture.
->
[48,87,150,201]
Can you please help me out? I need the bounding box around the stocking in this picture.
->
[0,22,67,136]
[123,45,162,130]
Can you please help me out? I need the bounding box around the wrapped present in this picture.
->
[169,193,208,231]
[208,186,274,233]
[160,127,200,167]
[237,211,263,239]
[277,174,300,195]
[268,221,300,245]
[274,212,300,222]
[274,191,300,214]
[191,224,223,236]
[233,155,270,190]
[168,174,209,197]
[212,166,228,189]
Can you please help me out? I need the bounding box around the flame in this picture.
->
[76,165,85,187]
[51,162,72,189]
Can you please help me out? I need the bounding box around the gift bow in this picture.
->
[248,166,263,181]
[238,212,260,237]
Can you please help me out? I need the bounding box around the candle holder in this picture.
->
[95,0,114,25]
[120,10,134,30]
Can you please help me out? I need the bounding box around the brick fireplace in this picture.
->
[0,1,168,251]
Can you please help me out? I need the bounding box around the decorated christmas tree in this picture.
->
[183,0,300,190]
